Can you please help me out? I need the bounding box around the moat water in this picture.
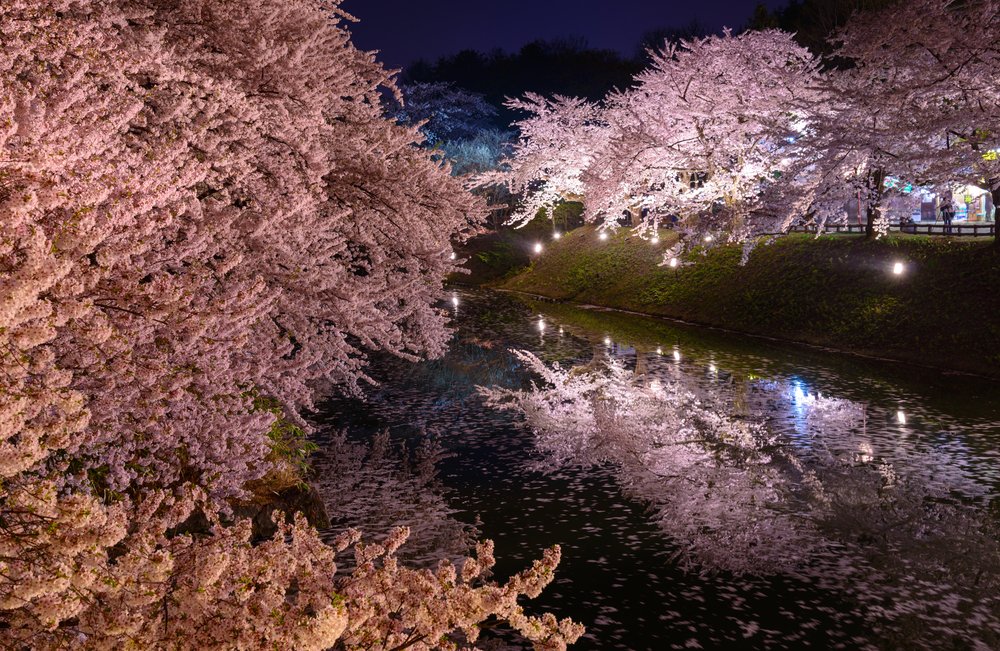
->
[314,289,1000,650]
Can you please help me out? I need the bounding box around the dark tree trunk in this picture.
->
[865,206,878,239]
[865,169,887,240]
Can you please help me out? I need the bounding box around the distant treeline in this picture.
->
[402,0,902,127]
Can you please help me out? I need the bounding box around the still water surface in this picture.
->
[315,289,1000,650]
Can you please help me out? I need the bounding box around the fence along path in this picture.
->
[789,223,996,237]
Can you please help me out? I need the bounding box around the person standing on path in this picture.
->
[941,199,955,235]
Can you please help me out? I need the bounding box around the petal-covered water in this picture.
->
[314,289,1000,650]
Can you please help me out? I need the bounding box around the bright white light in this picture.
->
[534,242,543,254]
[604,336,612,345]
[537,318,546,332]
[709,364,717,373]
[451,294,459,307]
[704,234,714,242]
[651,236,660,244]
[450,251,456,260]
[672,349,681,362]
[897,410,907,425]
[558,327,564,335]
[669,258,679,268]
[599,232,608,241]
[553,231,562,240]
[892,261,905,275]
[656,347,663,355]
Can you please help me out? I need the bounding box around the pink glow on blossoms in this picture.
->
[0,1,580,647]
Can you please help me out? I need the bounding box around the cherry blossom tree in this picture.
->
[475,93,610,227]
[0,0,581,647]
[586,30,821,242]
[392,82,499,146]
[485,31,821,246]
[831,0,1000,239]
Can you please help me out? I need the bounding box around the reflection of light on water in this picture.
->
[558,326,564,335]
[792,380,817,406]
[672,348,681,362]
[537,317,545,333]
[603,336,611,346]
[656,347,663,355]
[709,363,717,373]
[450,292,459,313]
[897,410,907,425]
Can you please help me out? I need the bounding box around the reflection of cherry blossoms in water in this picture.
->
[482,350,1000,649]
[313,429,478,569]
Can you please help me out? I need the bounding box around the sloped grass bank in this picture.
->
[495,226,1000,375]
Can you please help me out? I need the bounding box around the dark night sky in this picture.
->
[345,0,787,69]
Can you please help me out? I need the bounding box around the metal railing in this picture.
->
[789,223,996,237]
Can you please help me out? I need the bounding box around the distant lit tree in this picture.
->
[393,81,499,145]
[488,31,822,247]
[587,29,822,242]
[476,93,610,226]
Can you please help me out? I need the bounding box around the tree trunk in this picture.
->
[865,169,887,240]
[865,205,879,240]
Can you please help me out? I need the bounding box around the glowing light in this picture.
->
[656,347,663,355]
[533,242,543,254]
[553,231,562,240]
[704,234,713,242]
[709,363,717,373]
[892,261,905,275]
[599,232,609,241]
[896,410,907,425]
[537,318,546,332]
[604,336,612,345]
[450,251,456,260]
[672,349,681,362]
[558,327,564,335]
[451,293,459,308]
[669,258,679,268]
[651,236,660,244]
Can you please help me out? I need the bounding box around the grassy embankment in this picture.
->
[483,224,1000,376]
